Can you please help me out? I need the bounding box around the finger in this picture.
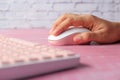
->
[74,14,96,29]
[73,31,98,44]
[52,18,72,36]
[49,15,66,34]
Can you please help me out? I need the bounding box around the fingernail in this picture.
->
[52,30,58,36]
[74,36,82,43]
[49,28,54,34]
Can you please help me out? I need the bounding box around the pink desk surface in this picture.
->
[0,28,120,80]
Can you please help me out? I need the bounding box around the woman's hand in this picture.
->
[49,13,120,44]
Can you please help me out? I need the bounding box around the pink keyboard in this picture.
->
[0,34,80,80]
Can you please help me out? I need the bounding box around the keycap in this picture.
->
[0,34,80,80]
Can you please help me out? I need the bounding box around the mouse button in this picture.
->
[48,33,77,46]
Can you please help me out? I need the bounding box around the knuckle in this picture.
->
[67,17,73,22]
[62,13,69,18]
[62,13,73,18]
[88,14,97,20]
[86,14,94,18]
[83,33,92,41]
[82,14,95,19]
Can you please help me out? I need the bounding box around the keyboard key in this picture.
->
[0,35,80,80]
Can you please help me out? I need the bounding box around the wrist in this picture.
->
[115,22,120,27]
[114,22,120,32]
[113,22,120,41]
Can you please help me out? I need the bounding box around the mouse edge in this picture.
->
[48,28,89,41]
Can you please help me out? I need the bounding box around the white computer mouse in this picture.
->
[48,27,90,45]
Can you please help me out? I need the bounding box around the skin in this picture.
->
[49,13,120,44]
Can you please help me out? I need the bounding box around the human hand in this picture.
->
[49,13,120,44]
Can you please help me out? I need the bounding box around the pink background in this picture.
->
[0,29,120,80]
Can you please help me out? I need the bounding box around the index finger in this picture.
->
[49,15,66,34]
[51,18,72,36]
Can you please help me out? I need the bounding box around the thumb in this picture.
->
[73,32,97,44]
